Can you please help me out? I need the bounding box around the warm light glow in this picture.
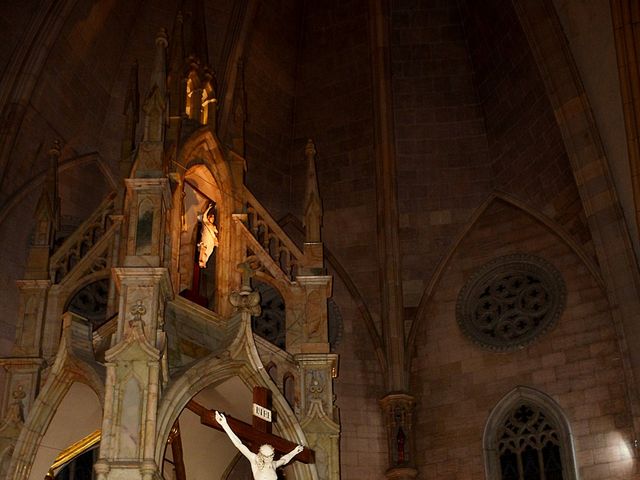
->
[608,431,635,475]
[200,89,209,124]
[618,434,633,461]
[185,78,194,117]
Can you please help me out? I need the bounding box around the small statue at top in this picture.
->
[198,204,218,268]
[215,411,304,480]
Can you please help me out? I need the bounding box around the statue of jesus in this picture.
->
[215,411,304,480]
[197,204,218,268]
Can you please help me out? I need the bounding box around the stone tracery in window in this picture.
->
[456,254,566,351]
[498,404,563,480]
[484,387,578,480]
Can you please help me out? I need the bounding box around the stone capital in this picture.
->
[296,275,332,294]
[124,177,172,207]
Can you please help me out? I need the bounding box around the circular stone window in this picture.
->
[456,254,566,351]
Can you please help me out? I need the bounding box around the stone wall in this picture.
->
[243,0,300,219]
[411,199,637,479]
[332,275,387,480]
[290,2,384,477]
[390,0,492,310]
[460,0,596,262]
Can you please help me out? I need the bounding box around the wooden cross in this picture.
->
[186,386,315,464]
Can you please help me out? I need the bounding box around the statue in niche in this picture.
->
[197,203,218,268]
[215,411,303,480]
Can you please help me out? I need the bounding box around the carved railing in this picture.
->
[50,192,117,284]
[244,190,303,282]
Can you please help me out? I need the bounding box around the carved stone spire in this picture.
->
[304,139,323,243]
[35,141,60,245]
[120,61,139,178]
[133,30,168,178]
[168,11,185,118]
[229,60,246,156]
[142,29,168,143]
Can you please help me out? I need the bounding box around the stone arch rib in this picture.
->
[406,191,605,372]
[512,0,640,428]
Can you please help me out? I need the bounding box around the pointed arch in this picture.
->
[155,317,317,480]
[7,356,104,480]
[283,372,295,408]
[265,361,278,384]
[406,191,605,370]
[176,129,233,196]
[173,129,241,316]
[483,386,578,480]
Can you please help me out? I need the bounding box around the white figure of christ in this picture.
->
[215,411,304,480]
[198,204,218,268]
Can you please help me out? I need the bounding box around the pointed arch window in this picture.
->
[484,387,578,480]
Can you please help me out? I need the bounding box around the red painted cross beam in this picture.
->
[186,385,315,464]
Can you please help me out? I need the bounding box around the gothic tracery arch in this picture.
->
[483,387,578,480]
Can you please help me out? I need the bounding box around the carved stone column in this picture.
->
[380,394,417,480]
[295,353,340,480]
[96,51,173,475]
[295,275,332,354]
[123,178,172,268]
[0,141,58,459]
[94,268,171,480]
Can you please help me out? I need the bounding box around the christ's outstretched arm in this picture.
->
[274,444,304,468]
[215,411,255,461]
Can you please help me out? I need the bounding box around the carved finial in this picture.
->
[237,261,255,293]
[124,61,140,116]
[230,60,246,155]
[304,139,322,242]
[130,300,147,327]
[148,28,168,99]
[229,289,261,317]
[48,140,61,160]
[13,385,26,402]
[305,138,316,160]
[6,385,26,424]
[46,139,61,198]
[309,374,324,396]
[31,139,61,249]
[121,62,140,171]
[137,28,168,162]
[156,28,169,48]
[169,12,185,78]
[229,263,261,316]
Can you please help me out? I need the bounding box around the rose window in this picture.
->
[456,254,566,351]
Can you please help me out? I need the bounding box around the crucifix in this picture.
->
[186,386,314,475]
